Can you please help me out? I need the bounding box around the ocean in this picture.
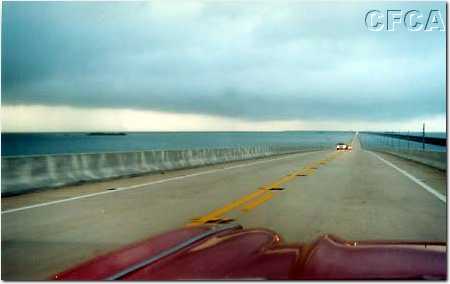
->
[2,131,356,157]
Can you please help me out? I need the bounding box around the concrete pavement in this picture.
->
[237,138,446,242]
[1,136,446,280]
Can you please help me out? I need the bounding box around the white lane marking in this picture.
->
[2,151,324,215]
[368,151,446,203]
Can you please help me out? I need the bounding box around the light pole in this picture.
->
[422,123,425,151]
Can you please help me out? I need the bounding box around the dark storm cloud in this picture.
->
[2,1,446,122]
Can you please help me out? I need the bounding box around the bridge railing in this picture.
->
[358,132,446,170]
[1,144,326,197]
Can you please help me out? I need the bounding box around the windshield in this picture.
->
[1,1,446,281]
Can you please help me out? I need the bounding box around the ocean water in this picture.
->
[2,131,355,157]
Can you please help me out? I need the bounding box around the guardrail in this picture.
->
[1,145,324,196]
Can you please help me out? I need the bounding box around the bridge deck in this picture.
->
[1,136,446,280]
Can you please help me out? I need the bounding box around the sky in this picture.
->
[1,1,447,132]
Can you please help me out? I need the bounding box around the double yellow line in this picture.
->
[187,151,342,227]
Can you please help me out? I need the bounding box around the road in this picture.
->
[1,135,446,280]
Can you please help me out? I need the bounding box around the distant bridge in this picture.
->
[360,132,446,147]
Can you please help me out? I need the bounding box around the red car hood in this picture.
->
[52,223,446,280]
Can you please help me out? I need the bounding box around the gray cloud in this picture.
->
[2,1,446,122]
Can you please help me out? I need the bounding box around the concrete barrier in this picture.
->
[1,145,322,196]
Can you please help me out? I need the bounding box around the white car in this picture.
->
[336,143,347,151]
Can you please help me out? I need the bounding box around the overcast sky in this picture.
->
[1,1,446,132]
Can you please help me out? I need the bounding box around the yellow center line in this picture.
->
[187,150,344,226]
[294,168,315,176]
[305,166,318,170]
[187,189,268,226]
[240,191,274,212]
